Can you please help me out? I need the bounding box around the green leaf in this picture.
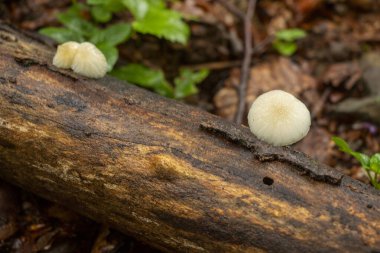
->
[332,136,370,168]
[275,28,307,42]
[332,136,354,154]
[88,0,125,13]
[122,0,149,19]
[87,0,108,4]
[370,154,380,173]
[111,64,174,97]
[58,4,99,37]
[105,0,125,12]
[91,5,112,23]
[273,40,297,56]
[39,27,83,43]
[57,3,85,26]
[132,7,190,44]
[91,23,131,45]
[96,43,118,70]
[146,0,165,8]
[333,136,379,189]
[174,68,209,99]
[351,152,370,169]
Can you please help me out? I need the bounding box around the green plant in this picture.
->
[111,64,209,99]
[332,136,380,189]
[40,3,131,70]
[272,28,307,56]
[88,0,189,44]
[39,1,202,99]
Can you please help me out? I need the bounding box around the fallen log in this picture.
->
[0,22,379,253]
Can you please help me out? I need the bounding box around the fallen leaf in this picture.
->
[321,62,361,89]
[214,57,317,122]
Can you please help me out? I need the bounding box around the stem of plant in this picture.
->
[234,0,257,124]
[374,173,380,189]
[365,169,379,189]
[365,169,373,182]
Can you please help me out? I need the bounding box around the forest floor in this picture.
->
[1,0,380,252]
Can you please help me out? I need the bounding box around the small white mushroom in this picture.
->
[53,41,80,69]
[71,42,108,79]
[247,90,311,146]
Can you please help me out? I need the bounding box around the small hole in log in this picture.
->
[263,177,274,186]
[367,204,373,209]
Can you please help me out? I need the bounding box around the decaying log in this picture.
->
[0,22,379,253]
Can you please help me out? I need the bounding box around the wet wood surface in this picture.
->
[0,23,379,253]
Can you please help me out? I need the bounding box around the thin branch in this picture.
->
[234,0,257,124]
[214,0,245,20]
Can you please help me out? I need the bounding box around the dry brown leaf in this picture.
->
[214,57,318,121]
[321,62,361,89]
[294,127,333,165]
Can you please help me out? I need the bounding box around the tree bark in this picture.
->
[0,22,379,253]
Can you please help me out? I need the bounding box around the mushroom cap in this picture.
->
[247,90,311,146]
[71,42,108,79]
[53,41,80,69]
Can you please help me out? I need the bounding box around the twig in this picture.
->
[234,0,257,124]
[214,0,245,20]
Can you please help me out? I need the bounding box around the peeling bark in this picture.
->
[0,23,379,253]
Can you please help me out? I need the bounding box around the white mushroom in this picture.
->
[53,41,80,69]
[247,90,311,146]
[71,42,108,79]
